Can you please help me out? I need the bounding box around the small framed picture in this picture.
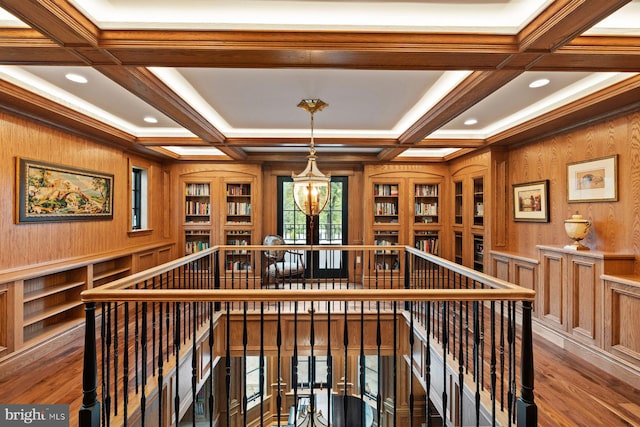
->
[567,155,618,203]
[512,180,549,222]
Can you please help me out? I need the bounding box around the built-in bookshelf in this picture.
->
[451,168,487,271]
[224,182,253,271]
[93,256,132,287]
[185,183,211,224]
[373,183,399,224]
[454,181,463,225]
[364,169,449,281]
[413,183,440,257]
[414,183,439,224]
[0,244,173,359]
[473,234,484,272]
[22,268,87,344]
[226,183,252,225]
[473,177,484,227]
[184,182,212,255]
[182,175,258,272]
[185,229,211,254]
[415,230,439,255]
[374,230,400,271]
[454,231,463,265]
[225,230,252,271]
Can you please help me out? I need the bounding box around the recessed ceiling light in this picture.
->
[143,116,158,124]
[529,78,550,88]
[464,118,478,126]
[65,73,87,84]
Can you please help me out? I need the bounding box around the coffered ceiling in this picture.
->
[0,1,638,163]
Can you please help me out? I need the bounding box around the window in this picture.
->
[362,355,378,400]
[246,356,266,406]
[131,166,148,230]
[294,356,331,389]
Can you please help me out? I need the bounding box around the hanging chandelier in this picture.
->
[292,98,331,217]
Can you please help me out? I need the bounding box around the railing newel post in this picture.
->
[517,301,537,427]
[79,302,100,427]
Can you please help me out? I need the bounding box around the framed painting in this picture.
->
[567,155,618,202]
[17,158,114,223]
[513,180,549,222]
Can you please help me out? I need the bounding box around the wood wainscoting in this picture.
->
[491,246,640,390]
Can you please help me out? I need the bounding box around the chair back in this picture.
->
[263,234,286,261]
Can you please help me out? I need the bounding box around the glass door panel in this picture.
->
[278,177,348,279]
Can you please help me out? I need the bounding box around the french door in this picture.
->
[277,176,348,278]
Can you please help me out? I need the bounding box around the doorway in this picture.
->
[277,176,348,279]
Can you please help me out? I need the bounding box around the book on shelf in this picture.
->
[186,183,210,196]
[416,237,439,255]
[227,202,251,215]
[227,183,251,196]
[415,184,438,197]
[186,241,210,254]
[374,184,399,196]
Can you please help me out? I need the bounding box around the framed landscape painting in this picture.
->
[512,180,549,222]
[17,158,113,223]
[567,155,618,202]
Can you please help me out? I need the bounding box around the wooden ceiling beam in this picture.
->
[0,0,99,46]
[0,28,83,65]
[0,0,118,64]
[518,0,632,52]
[0,1,637,164]
[224,137,399,148]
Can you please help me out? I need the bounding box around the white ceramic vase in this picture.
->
[564,213,592,250]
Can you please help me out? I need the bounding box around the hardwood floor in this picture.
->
[533,337,640,427]
[1,325,639,426]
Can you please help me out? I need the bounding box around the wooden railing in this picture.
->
[79,245,537,427]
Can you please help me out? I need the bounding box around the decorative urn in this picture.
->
[564,213,591,250]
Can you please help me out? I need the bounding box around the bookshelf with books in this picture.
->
[374,230,400,272]
[415,230,440,255]
[412,181,441,258]
[180,168,261,275]
[226,183,252,225]
[184,182,211,255]
[225,230,252,272]
[185,183,211,225]
[414,183,439,225]
[224,181,254,272]
[364,165,447,283]
[373,183,400,224]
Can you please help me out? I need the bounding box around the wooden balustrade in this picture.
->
[79,245,536,427]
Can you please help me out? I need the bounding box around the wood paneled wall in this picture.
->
[0,112,171,270]
[2,104,639,275]
[506,111,640,272]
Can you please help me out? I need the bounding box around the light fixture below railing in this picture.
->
[292,98,330,217]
